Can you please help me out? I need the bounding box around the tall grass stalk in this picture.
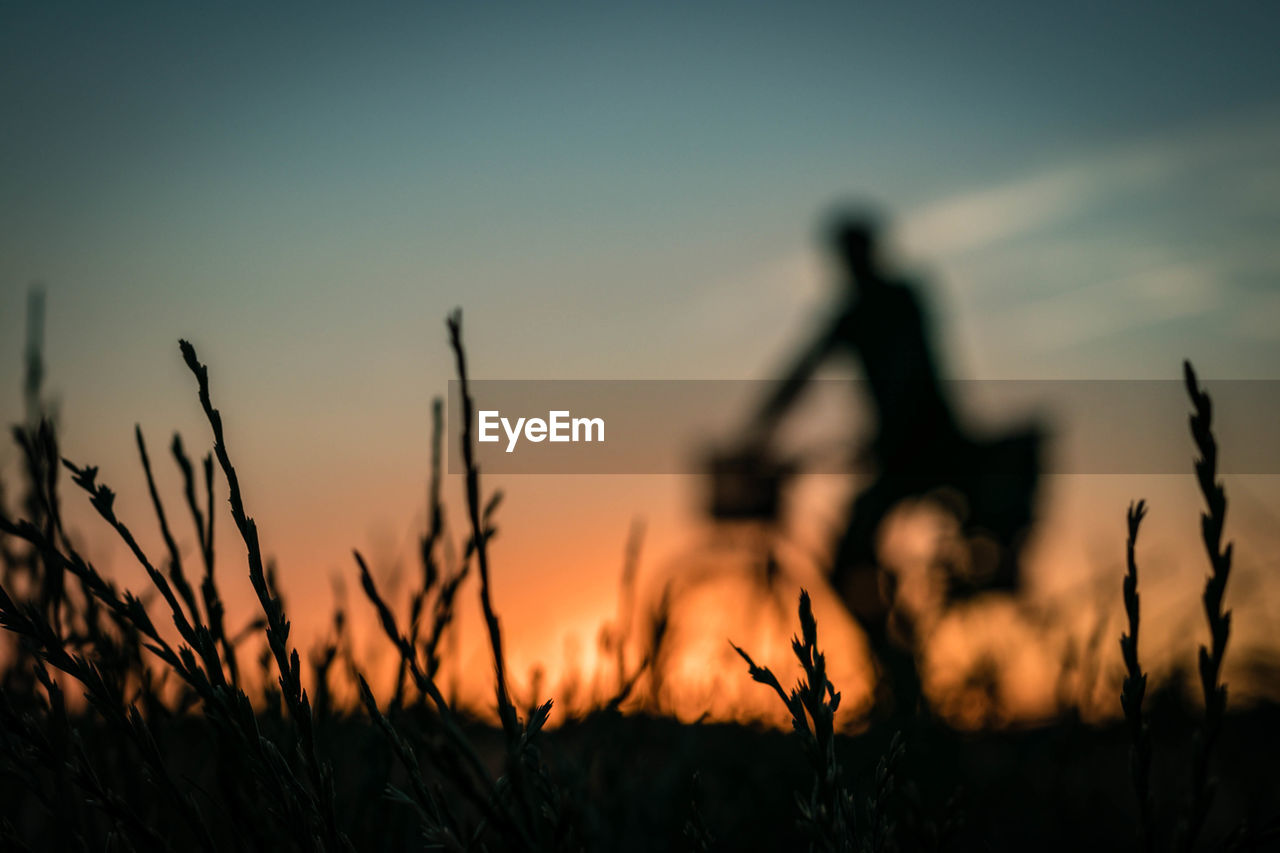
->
[445,310,568,849]
[1177,360,1234,852]
[445,311,520,739]
[180,339,353,852]
[735,590,856,852]
[1119,499,1152,852]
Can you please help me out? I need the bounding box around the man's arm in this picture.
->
[742,315,840,447]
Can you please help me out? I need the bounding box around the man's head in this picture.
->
[824,207,884,283]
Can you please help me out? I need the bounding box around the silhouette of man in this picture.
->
[742,209,970,717]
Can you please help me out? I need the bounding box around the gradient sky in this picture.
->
[3,2,1279,720]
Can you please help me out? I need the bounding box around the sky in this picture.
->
[2,1,1279,721]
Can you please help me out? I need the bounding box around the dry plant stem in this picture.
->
[423,561,469,682]
[447,311,560,848]
[353,675,466,853]
[136,427,202,631]
[615,518,644,696]
[180,339,352,853]
[604,651,653,713]
[1178,360,1234,853]
[172,434,238,686]
[12,429,43,609]
[203,453,216,565]
[865,732,904,853]
[0,520,310,845]
[0,584,217,853]
[60,458,227,690]
[1120,499,1152,852]
[2,443,116,669]
[445,310,521,741]
[354,551,530,847]
[353,552,492,782]
[423,396,445,593]
[4,455,321,844]
[735,589,855,852]
[13,422,66,633]
[170,434,209,568]
[395,396,447,706]
[0,511,201,687]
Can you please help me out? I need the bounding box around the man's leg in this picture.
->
[831,478,922,721]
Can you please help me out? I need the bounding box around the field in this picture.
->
[1,312,1277,852]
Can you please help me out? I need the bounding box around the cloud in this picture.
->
[994,261,1220,352]
[891,107,1280,362]
[898,108,1280,259]
[897,159,1161,257]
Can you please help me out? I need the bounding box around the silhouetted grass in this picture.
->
[1179,361,1236,853]
[0,307,1275,851]
[734,589,857,850]
[1120,499,1152,852]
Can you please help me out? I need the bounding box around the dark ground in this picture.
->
[7,699,1276,851]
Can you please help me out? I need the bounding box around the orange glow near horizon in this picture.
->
[28,442,1280,731]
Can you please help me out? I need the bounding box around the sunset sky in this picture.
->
[3,2,1279,721]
